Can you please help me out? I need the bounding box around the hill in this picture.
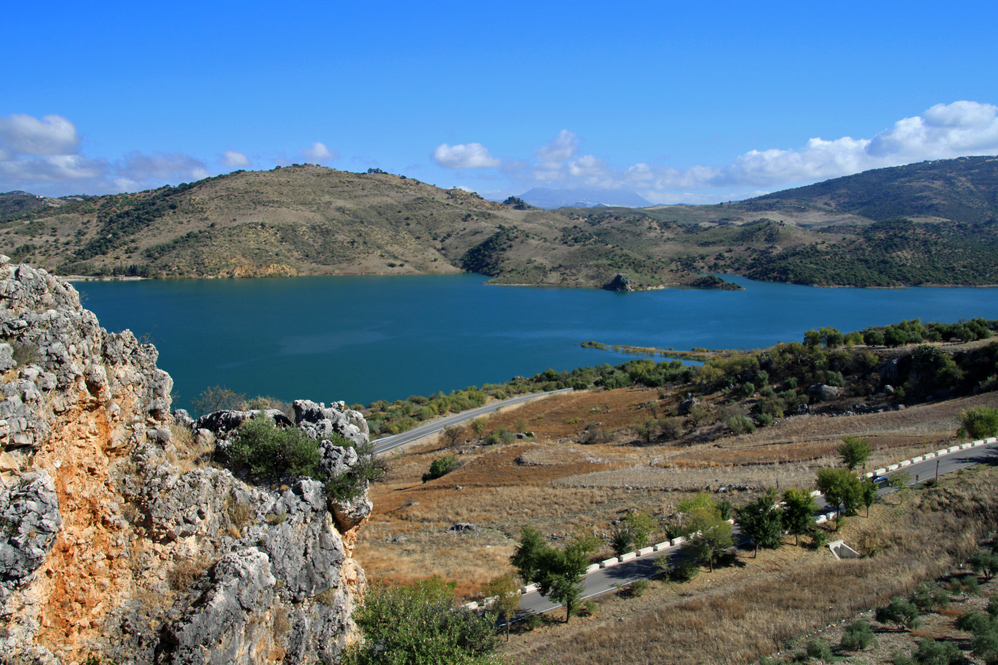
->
[741,155,998,223]
[2,156,998,288]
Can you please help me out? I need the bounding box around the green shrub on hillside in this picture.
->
[423,455,459,483]
[958,406,998,440]
[840,619,875,651]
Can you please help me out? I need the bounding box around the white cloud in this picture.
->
[514,101,998,204]
[433,142,501,169]
[302,141,337,163]
[536,129,578,165]
[713,100,998,189]
[0,113,214,195]
[0,153,107,184]
[0,113,80,155]
[221,150,251,167]
[121,152,208,182]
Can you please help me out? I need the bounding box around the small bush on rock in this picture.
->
[231,415,321,478]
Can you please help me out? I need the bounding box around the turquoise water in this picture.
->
[74,274,998,411]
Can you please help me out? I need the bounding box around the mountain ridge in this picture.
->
[2,156,997,289]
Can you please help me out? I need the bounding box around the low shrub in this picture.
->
[230,415,321,478]
[840,619,875,651]
[875,596,921,630]
[808,529,828,550]
[804,638,833,661]
[911,582,949,612]
[422,455,458,483]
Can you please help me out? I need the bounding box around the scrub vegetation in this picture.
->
[4,156,998,289]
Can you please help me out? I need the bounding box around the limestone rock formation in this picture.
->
[603,273,632,292]
[0,257,369,665]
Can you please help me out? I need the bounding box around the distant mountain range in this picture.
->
[518,187,653,209]
[2,155,997,289]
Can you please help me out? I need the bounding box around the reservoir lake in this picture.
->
[75,274,998,412]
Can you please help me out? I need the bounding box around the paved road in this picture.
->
[372,388,573,455]
[517,439,998,616]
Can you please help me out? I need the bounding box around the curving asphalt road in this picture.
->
[372,388,574,455]
[517,439,998,616]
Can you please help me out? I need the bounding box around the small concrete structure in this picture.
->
[912,456,924,463]
[961,443,973,449]
[619,552,637,562]
[671,536,685,546]
[874,468,887,475]
[899,460,911,467]
[523,583,539,594]
[827,540,861,560]
[653,541,670,552]
[638,546,655,556]
[586,563,601,574]
[601,557,620,568]
[816,515,827,524]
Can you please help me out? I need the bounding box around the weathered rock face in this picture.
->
[603,273,632,292]
[0,258,368,665]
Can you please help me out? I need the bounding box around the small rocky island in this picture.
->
[0,257,373,664]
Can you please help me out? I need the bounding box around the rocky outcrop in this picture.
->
[603,273,632,292]
[0,257,369,665]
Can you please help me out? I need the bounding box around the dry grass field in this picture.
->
[499,467,998,664]
[355,383,998,602]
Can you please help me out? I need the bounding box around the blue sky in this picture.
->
[3,1,997,203]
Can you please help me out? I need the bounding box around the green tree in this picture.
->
[860,476,878,517]
[781,487,817,546]
[815,467,863,522]
[820,326,845,348]
[736,488,783,556]
[470,417,488,437]
[838,435,872,470]
[803,329,822,348]
[633,418,660,444]
[863,329,885,346]
[958,405,998,439]
[681,505,733,572]
[610,509,656,556]
[343,577,499,664]
[481,573,520,641]
[532,531,600,623]
[624,510,656,550]
[510,525,546,585]
[969,549,998,581]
